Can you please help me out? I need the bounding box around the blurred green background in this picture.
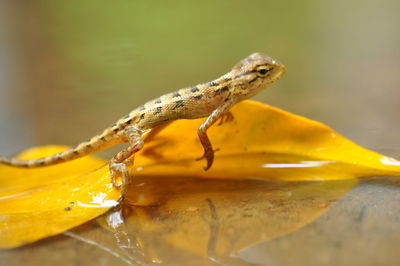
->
[1,0,399,154]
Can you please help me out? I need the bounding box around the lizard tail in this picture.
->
[0,147,93,168]
[0,133,120,168]
[0,154,60,168]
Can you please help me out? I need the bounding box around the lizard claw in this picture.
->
[196,148,220,170]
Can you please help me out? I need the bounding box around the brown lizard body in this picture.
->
[0,53,286,188]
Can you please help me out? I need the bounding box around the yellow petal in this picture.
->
[133,100,400,180]
[0,146,120,249]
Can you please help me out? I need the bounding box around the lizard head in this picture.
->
[229,52,286,99]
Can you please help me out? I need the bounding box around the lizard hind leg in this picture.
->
[109,126,144,191]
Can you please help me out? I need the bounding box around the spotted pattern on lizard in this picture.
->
[0,53,286,189]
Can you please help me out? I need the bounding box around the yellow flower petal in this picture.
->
[0,146,120,249]
[134,100,400,180]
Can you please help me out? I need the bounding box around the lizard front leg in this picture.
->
[110,126,144,189]
[197,101,235,170]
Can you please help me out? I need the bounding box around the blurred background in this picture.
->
[0,0,399,155]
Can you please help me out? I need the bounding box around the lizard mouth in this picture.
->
[269,64,286,83]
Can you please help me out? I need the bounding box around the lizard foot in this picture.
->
[110,162,132,189]
[196,148,220,170]
[217,111,234,126]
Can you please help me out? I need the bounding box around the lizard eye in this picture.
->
[256,66,271,76]
[258,68,268,75]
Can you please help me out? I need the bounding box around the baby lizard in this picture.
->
[0,53,286,188]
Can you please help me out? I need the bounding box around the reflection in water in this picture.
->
[204,198,219,263]
[238,177,400,266]
[66,176,357,265]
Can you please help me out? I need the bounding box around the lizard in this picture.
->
[0,52,286,189]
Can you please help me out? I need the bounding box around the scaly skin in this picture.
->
[0,53,286,188]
